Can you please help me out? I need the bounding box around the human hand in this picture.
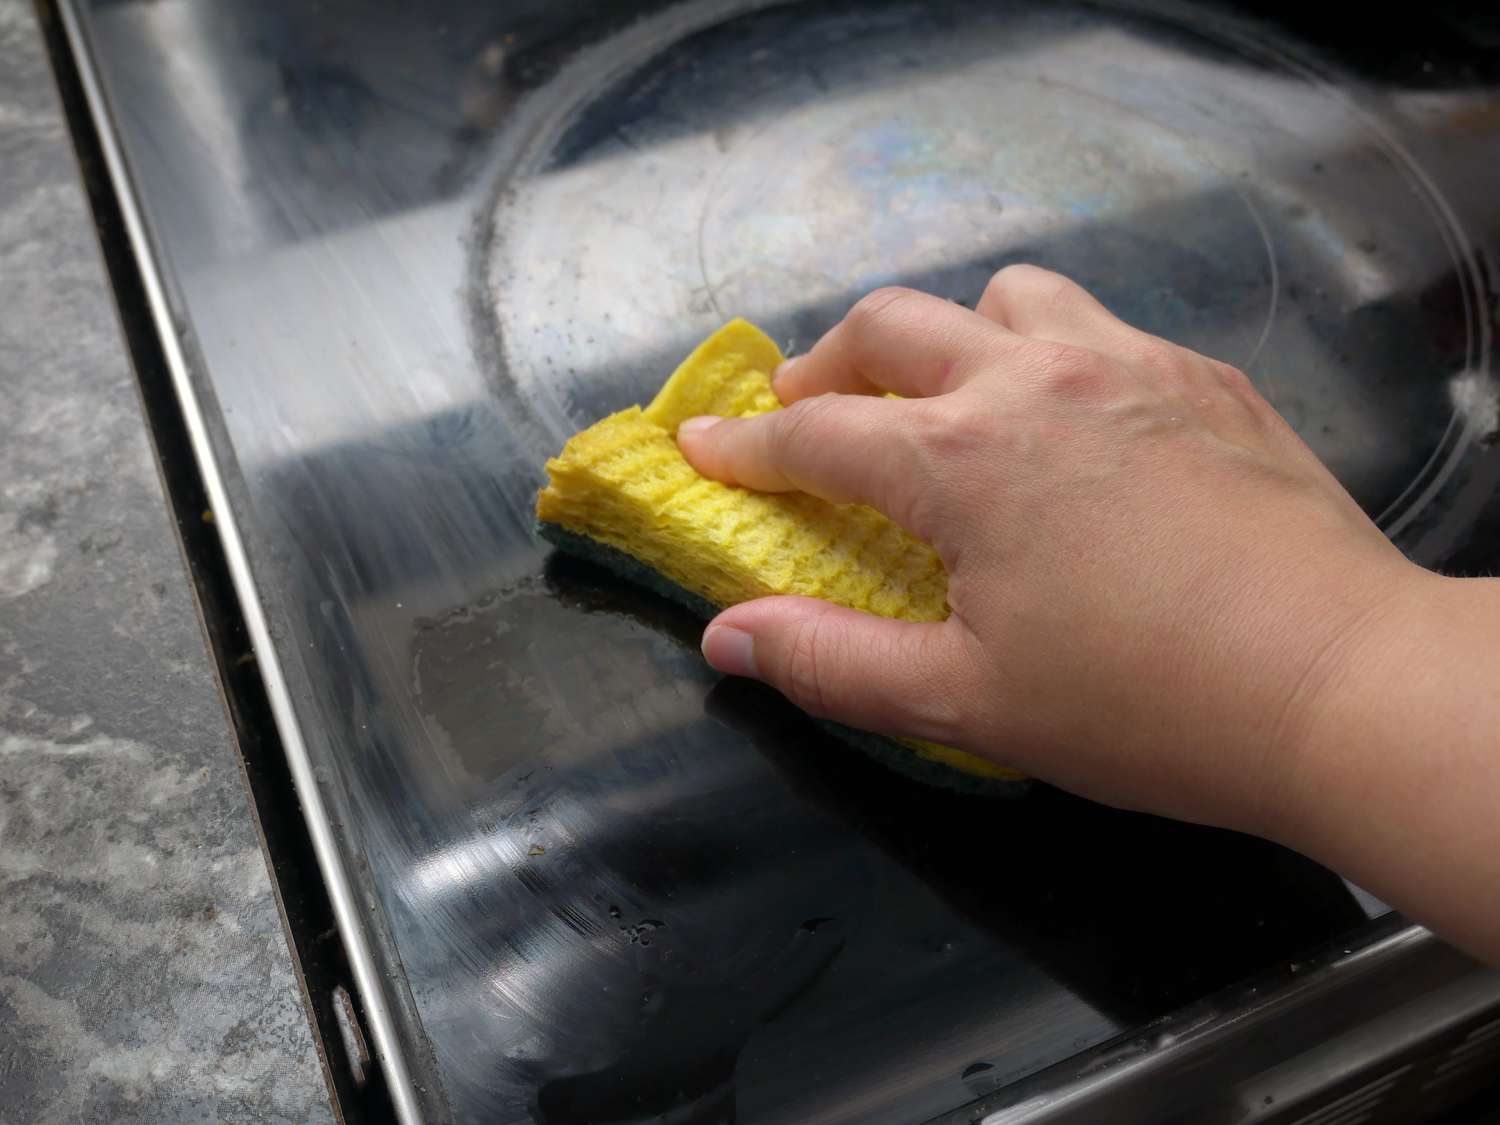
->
[676,266,1428,838]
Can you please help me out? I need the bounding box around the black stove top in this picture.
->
[63,1,1500,1122]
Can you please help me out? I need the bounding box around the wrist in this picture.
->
[1249,569,1500,962]
[1249,561,1445,851]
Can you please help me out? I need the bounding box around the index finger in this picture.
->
[676,394,936,540]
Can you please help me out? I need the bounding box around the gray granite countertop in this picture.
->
[0,2,335,1121]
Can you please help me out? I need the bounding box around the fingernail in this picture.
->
[676,415,722,442]
[771,357,799,393]
[702,624,757,678]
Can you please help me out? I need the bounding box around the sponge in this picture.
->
[536,319,1024,791]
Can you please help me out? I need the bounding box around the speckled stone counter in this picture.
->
[0,2,335,1121]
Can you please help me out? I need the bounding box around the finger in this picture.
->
[976,264,1159,354]
[773,286,1015,404]
[676,395,929,532]
[701,596,979,745]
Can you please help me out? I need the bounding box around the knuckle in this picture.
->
[986,264,1075,314]
[848,286,921,333]
[784,614,835,716]
[772,394,841,457]
[988,262,1053,294]
[913,398,996,463]
[1209,361,1277,427]
[1133,344,1195,387]
[1214,361,1259,400]
[1033,343,1116,399]
[894,479,942,545]
[901,402,995,535]
[905,636,968,739]
[980,269,1017,312]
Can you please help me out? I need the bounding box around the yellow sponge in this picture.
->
[537,319,1021,785]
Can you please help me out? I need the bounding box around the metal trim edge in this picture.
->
[973,922,1444,1124]
[51,4,426,1121]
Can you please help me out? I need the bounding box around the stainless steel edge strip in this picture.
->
[52,4,426,1121]
[979,923,1437,1124]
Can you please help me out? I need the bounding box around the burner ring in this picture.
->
[477,0,1494,560]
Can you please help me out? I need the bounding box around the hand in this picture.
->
[676,266,1425,838]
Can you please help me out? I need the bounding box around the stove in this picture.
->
[52,1,1500,1122]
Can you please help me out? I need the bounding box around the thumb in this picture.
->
[701,596,977,745]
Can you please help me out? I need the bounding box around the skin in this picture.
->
[674,265,1500,965]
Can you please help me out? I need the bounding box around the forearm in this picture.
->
[1269,572,1500,963]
